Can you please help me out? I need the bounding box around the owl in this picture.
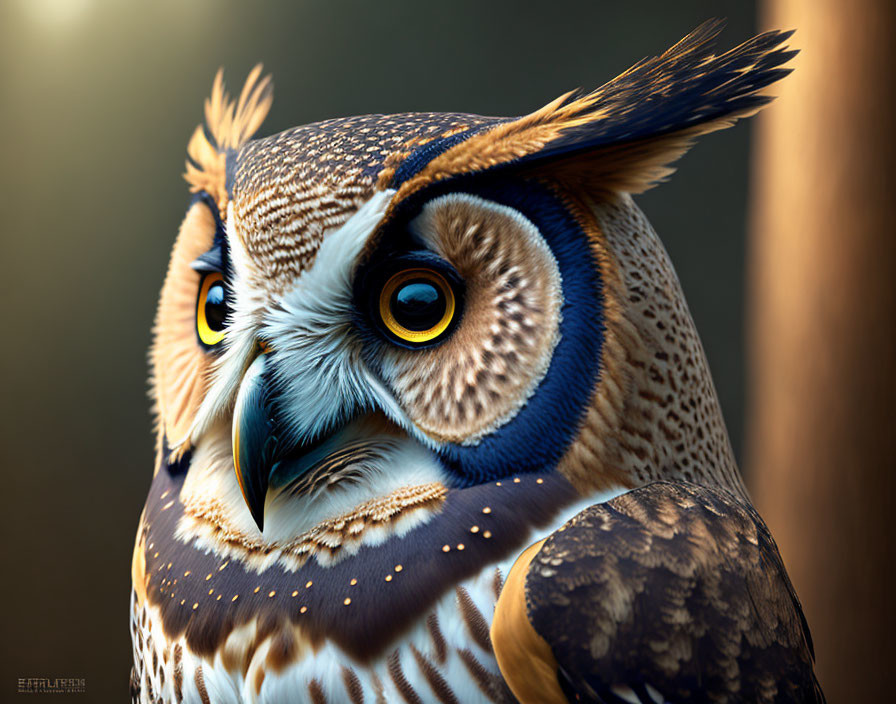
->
[131,21,823,704]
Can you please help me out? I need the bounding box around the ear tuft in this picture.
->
[395,21,796,198]
[184,65,274,213]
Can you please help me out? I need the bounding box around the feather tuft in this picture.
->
[393,21,797,198]
[184,65,273,213]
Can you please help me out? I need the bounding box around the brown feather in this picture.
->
[389,21,795,203]
[523,481,824,703]
[184,65,273,214]
[150,201,216,452]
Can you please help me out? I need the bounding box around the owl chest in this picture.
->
[132,557,517,704]
[131,470,596,702]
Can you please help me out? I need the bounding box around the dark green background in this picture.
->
[0,1,756,699]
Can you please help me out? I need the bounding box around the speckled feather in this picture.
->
[229,112,501,292]
[524,482,824,703]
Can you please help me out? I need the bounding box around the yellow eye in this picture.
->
[379,268,456,344]
[196,272,228,347]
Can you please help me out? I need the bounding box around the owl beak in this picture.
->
[232,350,280,532]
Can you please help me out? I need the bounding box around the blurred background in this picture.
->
[0,0,891,701]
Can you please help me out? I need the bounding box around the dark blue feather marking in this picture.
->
[390,122,509,188]
[433,179,604,485]
[367,26,793,484]
[162,437,191,477]
[369,177,603,485]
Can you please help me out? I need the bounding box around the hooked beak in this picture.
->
[232,350,281,532]
[231,343,397,533]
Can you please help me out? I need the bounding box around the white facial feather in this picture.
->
[263,435,445,545]
[261,188,421,448]
[187,201,274,449]
[189,190,407,449]
[180,189,456,548]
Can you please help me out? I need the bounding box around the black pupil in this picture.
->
[390,279,446,332]
[204,281,228,331]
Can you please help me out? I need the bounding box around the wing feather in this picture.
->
[493,481,824,703]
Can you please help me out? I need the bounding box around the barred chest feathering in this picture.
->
[130,457,619,704]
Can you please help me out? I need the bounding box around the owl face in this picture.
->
[155,101,608,537]
[154,33,791,537]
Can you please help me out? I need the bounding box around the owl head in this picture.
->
[151,22,793,544]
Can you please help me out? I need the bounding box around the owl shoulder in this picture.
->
[491,481,824,704]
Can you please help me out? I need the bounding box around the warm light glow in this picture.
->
[19,0,92,28]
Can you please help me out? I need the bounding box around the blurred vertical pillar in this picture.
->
[748,1,896,700]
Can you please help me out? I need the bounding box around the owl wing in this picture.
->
[491,481,824,704]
